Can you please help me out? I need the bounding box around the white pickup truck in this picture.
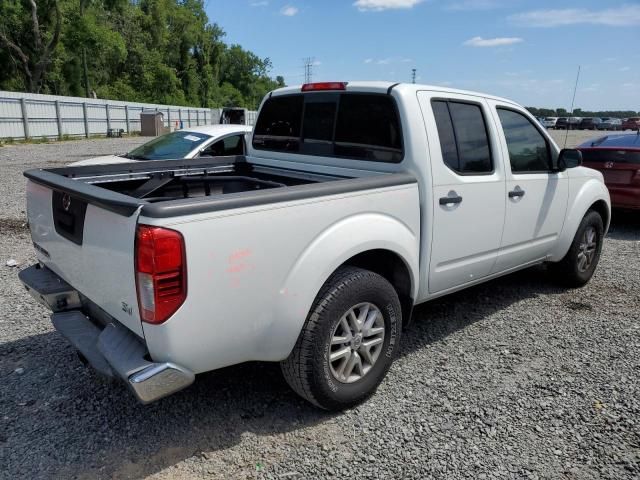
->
[20,82,610,410]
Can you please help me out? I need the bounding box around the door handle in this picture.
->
[508,189,525,198]
[439,195,463,205]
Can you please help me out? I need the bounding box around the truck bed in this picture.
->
[23,154,416,338]
[24,156,412,219]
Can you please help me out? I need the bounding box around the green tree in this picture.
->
[0,0,62,93]
[0,0,283,107]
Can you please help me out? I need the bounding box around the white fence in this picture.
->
[0,91,257,140]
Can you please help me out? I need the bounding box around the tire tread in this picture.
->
[281,267,395,409]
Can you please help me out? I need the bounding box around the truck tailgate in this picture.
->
[26,180,144,337]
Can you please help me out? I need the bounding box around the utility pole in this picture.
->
[303,57,314,83]
[411,68,416,84]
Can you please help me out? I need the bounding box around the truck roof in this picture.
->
[270,81,520,107]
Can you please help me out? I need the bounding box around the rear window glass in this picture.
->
[303,100,336,142]
[581,150,640,164]
[252,95,303,152]
[253,93,403,163]
[334,94,402,162]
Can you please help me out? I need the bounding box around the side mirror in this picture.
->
[556,148,583,171]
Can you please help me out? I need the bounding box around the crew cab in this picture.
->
[20,82,610,410]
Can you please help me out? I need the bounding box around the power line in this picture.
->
[303,57,314,83]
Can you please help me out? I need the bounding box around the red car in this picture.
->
[622,117,640,131]
[578,133,640,210]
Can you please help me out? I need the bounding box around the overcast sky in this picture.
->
[209,0,640,110]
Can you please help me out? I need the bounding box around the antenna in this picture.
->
[564,65,581,148]
[412,68,416,84]
[303,57,314,83]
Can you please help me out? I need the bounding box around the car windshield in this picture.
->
[126,131,212,160]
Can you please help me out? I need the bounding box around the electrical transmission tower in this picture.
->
[412,68,416,84]
[303,57,314,83]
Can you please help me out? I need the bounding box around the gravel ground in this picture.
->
[1,131,639,479]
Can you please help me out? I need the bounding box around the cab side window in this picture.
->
[431,100,493,174]
[201,134,245,157]
[497,108,551,173]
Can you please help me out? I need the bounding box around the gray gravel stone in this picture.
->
[0,134,639,479]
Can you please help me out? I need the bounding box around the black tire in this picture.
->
[281,266,402,410]
[549,210,604,287]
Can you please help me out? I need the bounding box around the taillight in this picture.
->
[135,225,186,324]
[301,82,347,92]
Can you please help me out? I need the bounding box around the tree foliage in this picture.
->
[526,107,639,118]
[0,0,283,108]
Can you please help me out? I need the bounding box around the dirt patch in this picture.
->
[0,217,29,234]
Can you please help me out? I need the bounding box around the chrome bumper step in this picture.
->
[20,264,194,403]
[18,264,81,312]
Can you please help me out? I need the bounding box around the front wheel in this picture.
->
[281,267,402,410]
[549,210,604,287]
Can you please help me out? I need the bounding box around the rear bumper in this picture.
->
[18,264,194,403]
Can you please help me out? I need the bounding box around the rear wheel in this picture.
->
[549,210,604,287]
[281,267,402,410]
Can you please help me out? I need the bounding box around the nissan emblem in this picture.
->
[62,193,72,211]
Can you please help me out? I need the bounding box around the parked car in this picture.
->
[555,117,569,129]
[578,133,640,210]
[622,117,640,131]
[568,117,583,130]
[20,81,610,410]
[579,117,602,130]
[543,117,558,128]
[71,124,253,166]
[598,118,622,131]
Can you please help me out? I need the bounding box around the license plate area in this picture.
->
[603,170,632,185]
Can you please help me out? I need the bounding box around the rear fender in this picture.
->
[271,213,419,359]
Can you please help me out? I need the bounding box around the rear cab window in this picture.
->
[253,92,403,163]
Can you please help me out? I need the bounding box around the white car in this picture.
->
[71,124,253,166]
[21,81,610,410]
[543,117,558,128]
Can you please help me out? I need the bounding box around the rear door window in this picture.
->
[431,100,493,174]
[253,92,403,162]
